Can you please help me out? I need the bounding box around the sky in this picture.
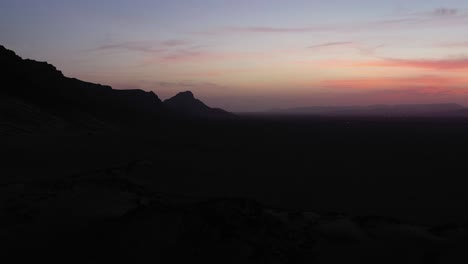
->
[1,0,468,111]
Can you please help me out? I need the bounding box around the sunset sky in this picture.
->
[1,0,468,111]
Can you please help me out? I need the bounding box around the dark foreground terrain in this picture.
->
[2,45,468,263]
[2,116,468,263]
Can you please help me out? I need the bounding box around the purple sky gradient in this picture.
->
[1,0,468,111]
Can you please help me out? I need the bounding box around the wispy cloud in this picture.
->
[308,42,354,49]
[439,41,468,47]
[216,19,418,34]
[306,42,384,56]
[95,41,166,53]
[94,39,228,65]
[158,49,241,63]
[225,26,332,33]
[198,7,467,35]
[194,24,357,35]
[432,8,459,17]
[160,39,190,47]
[156,48,272,63]
[161,50,206,62]
[94,39,192,54]
[357,44,385,56]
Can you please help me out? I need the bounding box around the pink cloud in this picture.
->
[360,58,468,70]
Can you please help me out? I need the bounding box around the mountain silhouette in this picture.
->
[0,45,231,132]
[0,45,167,126]
[164,91,232,118]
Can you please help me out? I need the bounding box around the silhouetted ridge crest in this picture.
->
[0,45,20,60]
[173,90,195,99]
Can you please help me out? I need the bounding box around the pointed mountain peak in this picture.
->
[164,91,203,107]
[164,91,232,118]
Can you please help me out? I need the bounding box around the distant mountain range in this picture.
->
[0,45,231,133]
[269,103,468,117]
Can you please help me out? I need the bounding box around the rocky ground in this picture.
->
[1,161,467,263]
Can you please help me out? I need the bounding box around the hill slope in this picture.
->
[0,45,167,127]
